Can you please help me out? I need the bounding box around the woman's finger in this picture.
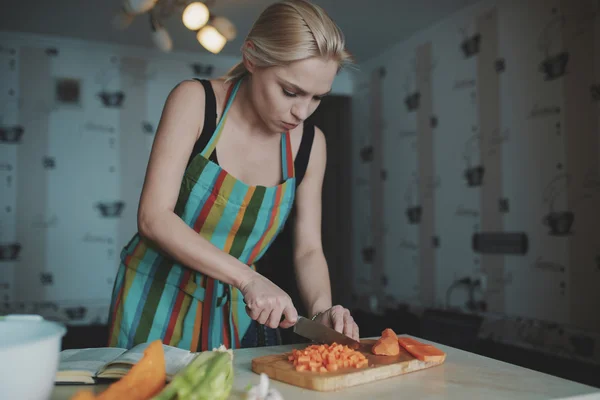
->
[245,305,260,320]
[342,310,353,338]
[266,305,283,329]
[352,321,360,341]
[257,308,270,325]
[332,306,344,333]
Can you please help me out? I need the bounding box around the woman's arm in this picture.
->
[137,80,253,288]
[137,81,297,328]
[293,126,359,340]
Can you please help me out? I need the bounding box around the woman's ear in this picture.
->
[242,40,256,73]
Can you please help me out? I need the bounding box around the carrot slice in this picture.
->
[398,336,423,348]
[70,340,166,400]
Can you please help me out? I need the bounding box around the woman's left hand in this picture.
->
[313,305,359,341]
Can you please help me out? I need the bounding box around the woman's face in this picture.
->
[247,56,339,133]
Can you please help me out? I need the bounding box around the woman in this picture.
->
[107,0,358,351]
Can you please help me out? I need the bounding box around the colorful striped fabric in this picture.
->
[107,78,296,351]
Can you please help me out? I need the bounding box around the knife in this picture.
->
[293,316,360,349]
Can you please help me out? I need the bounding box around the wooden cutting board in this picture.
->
[251,339,445,392]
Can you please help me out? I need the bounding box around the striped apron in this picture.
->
[107,78,296,351]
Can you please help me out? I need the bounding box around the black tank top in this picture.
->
[187,78,314,188]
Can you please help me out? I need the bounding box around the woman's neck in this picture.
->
[228,76,278,138]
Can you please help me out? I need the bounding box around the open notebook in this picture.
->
[55,342,198,384]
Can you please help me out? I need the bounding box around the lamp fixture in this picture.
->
[112,0,236,54]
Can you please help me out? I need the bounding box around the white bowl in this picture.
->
[0,314,67,400]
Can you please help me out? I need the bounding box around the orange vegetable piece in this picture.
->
[70,392,96,400]
[372,329,400,356]
[397,335,446,362]
[397,336,422,348]
[288,342,368,372]
[381,328,398,339]
[70,340,166,400]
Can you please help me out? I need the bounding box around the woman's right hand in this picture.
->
[239,274,298,329]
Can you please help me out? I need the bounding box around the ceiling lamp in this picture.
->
[182,2,210,30]
[211,15,237,41]
[112,0,236,54]
[197,25,227,54]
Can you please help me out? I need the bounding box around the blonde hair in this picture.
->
[224,0,353,82]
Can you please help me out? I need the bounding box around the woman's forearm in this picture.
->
[294,249,332,317]
[139,210,257,289]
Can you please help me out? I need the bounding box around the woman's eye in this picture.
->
[282,88,297,97]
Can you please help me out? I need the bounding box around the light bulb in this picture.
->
[182,2,210,30]
[211,16,236,41]
[197,25,226,54]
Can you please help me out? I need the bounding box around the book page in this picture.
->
[57,348,127,376]
[102,343,197,378]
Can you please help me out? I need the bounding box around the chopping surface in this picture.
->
[251,339,444,391]
[51,336,600,399]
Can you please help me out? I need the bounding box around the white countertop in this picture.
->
[51,336,600,400]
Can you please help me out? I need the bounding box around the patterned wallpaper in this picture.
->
[0,31,353,326]
[351,0,600,343]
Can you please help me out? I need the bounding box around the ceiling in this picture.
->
[0,0,479,62]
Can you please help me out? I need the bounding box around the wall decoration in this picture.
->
[487,128,510,156]
[45,47,59,56]
[82,233,114,244]
[0,163,12,172]
[31,214,59,229]
[0,243,21,261]
[43,157,56,170]
[528,103,561,119]
[97,90,125,108]
[142,121,154,134]
[40,272,53,286]
[361,246,374,263]
[463,133,484,187]
[498,197,509,213]
[533,256,566,273]
[542,173,573,235]
[455,205,480,218]
[0,46,16,55]
[95,201,125,218]
[453,78,476,90]
[432,236,440,248]
[84,121,116,134]
[538,8,569,81]
[430,116,438,128]
[404,177,421,224]
[359,145,373,163]
[495,58,506,73]
[0,125,24,143]
[460,31,481,58]
[191,63,214,76]
[55,78,81,106]
[65,306,87,321]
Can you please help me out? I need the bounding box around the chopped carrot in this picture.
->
[287,343,368,373]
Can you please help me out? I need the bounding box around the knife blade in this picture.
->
[293,316,360,349]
